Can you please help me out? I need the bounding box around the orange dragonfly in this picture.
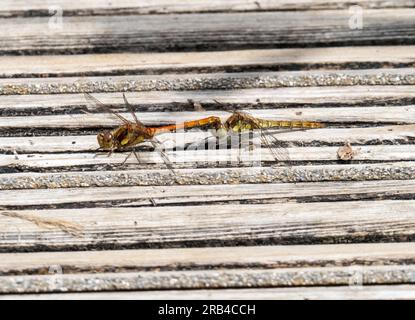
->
[84,93,325,166]
[188,98,325,163]
[84,93,222,168]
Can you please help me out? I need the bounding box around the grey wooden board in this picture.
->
[0,1,414,299]
[2,285,415,300]
[2,162,415,189]
[0,265,414,293]
[1,69,414,95]
[1,243,414,275]
[1,9,415,54]
[1,145,414,170]
[1,200,415,250]
[2,0,414,17]
[1,87,414,113]
[1,46,414,77]
[1,179,415,208]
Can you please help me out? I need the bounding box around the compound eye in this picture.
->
[105,132,113,140]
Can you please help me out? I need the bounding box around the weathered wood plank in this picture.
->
[2,145,414,170]
[1,179,415,208]
[3,285,415,300]
[1,69,414,95]
[1,162,415,189]
[1,243,414,275]
[1,200,415,251]
[2,107,415,131]
[2,87,414,115]
[0,265,414,293]
[1,9,415,54]
[2,0,414,18]
[1,46,414,77]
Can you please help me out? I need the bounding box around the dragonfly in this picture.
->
[84,93,222,168]
[84,93,325,166]
[188,99,325,163]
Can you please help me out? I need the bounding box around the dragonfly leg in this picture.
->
[121,151,132,165]
[92,147,104,159]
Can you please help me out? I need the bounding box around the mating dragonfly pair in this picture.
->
[85,93,325,168]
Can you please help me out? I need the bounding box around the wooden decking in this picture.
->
[0,0,415,299]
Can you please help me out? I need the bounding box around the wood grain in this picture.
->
[1,242,414,275]
[1,9,414,54]
[2,0,414,17]
[1,0,414,299]
[2,87,414,115]
[3,285,415,300]
[1,46,414,77]
[1,125,414,153]
[1,200,415,251]
[1,179,415,208]
[2,107,415,131]
[1,145,414,170]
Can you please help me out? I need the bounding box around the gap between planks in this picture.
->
[1,200,415,250]
[0,46,414,77]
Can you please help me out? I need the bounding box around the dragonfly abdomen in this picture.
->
[259,119,325,129]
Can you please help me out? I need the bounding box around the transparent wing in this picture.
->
[85,93,175,171]
[84,93,131,125]
[149,137,176,174]
[122,93,146,128]
[187,99,288,162]
[229,109,291,163]
[256,127,291,163]
[260,127,312,163]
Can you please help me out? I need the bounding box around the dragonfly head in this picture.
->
[97,130,116,150]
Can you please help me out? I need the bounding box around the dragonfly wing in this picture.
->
[84,93,131,125]
[249,122,291,162]
[122,93,147,127]
[149,137,176,174]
